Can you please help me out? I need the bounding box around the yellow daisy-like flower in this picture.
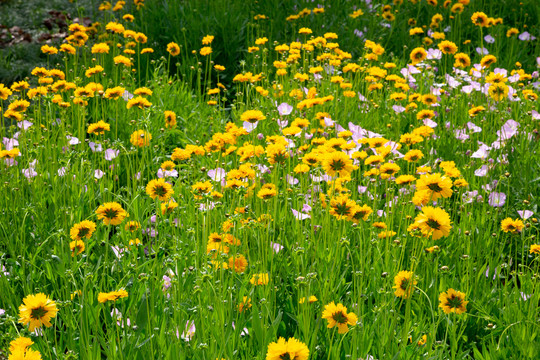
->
[439,288,468,314]
[322,302,358,334]
[393,271,417,299]
[70,240,85,256]
[166,42,180,56]
[410,47,427,64]
[416,173,453,201]
[240,110,266,123]
[8,348,42,360]
[70,220,97,240]
[9,337,34,353]
[97,289,128,303]
[529,244,540,254]
[95,202,128,225]
[130,130,152,147]
[250,273,269,286]
[146,178,174,201]
[18,293,59,332]
[322,151,355,177]
[500,218,524,234]
[87,120,110,135]
[228,254,248,273]
[413,206,452,240]
[266,337,309,360]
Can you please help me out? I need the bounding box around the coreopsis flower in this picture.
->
[257,184,278,200]
[438,40,458,54]
[410,47,427,64]
[0,84,13,100]
[70,220,97,240]
[91,43,110,54]
[416,173,453,200]
[125,221,141,232]
[113,55,132,66]
[18,293,59,332]
[322,302,358,334]
[393,271,417,298]
[164,111,177,129]
[105,21,125,33]
[529,244,540,254]
[60,43,76,54]
[87,120,111,135]
[413,206,452,240]
[41,45,58,55]
[167,42,180,56]
[322,151,355,177]
[439,289,468,314]
[70,240,85,256]
[9,337,34,353]
[329,195,356,220]
[133,87,153,96]
[98,289,128,303]
[480,55,496,68]
[266,337,309,360]
[146,178,174,201]
[95,202,128,225]
[200,46,212,56]
[471,12,488,27]
[500,218,524,234]
[104,86,125,100]
[488,83,508,101]
[228,255,248,273]
[240,110,266,123]
[126,96,152,109]
[250,273,269,286]
[130,130,152,147]
[8,348,42,360]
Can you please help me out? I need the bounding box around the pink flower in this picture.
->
[277,102,293,116]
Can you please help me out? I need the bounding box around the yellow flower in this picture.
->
[130,130,152,147]
[266,337,309,360]
[322,302,358,334]
[166,42,180,56]
[70,240,85,256]
[438,40,458,55]
[250,273,269,286]
[228,254,248,273]
[18,293,59,332]
[146,178,174,201]
[413,206,452,240]
[529,244,540,254]
[70,220,97,240]
[410,47,427,64]
[98,289,128,303]
[9,337,34,353]
[322,151,355,177]
[501,218,524,234]
[240,110,266,123]
[471,12,488,27]
[393,271,417,298]
[200,46,212,56]
[95,202,128,225]
[439,289,468,314]
[416,173,452,200]
[87,120,110,135]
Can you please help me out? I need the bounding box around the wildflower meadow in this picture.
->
[0,0,539,359]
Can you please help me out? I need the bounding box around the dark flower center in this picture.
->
[31,306,48,319]
[426,219,441,230]
[427,182,443,192]
[332,311,348,324]
[104,209,119,219]
[446,295,463,309]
